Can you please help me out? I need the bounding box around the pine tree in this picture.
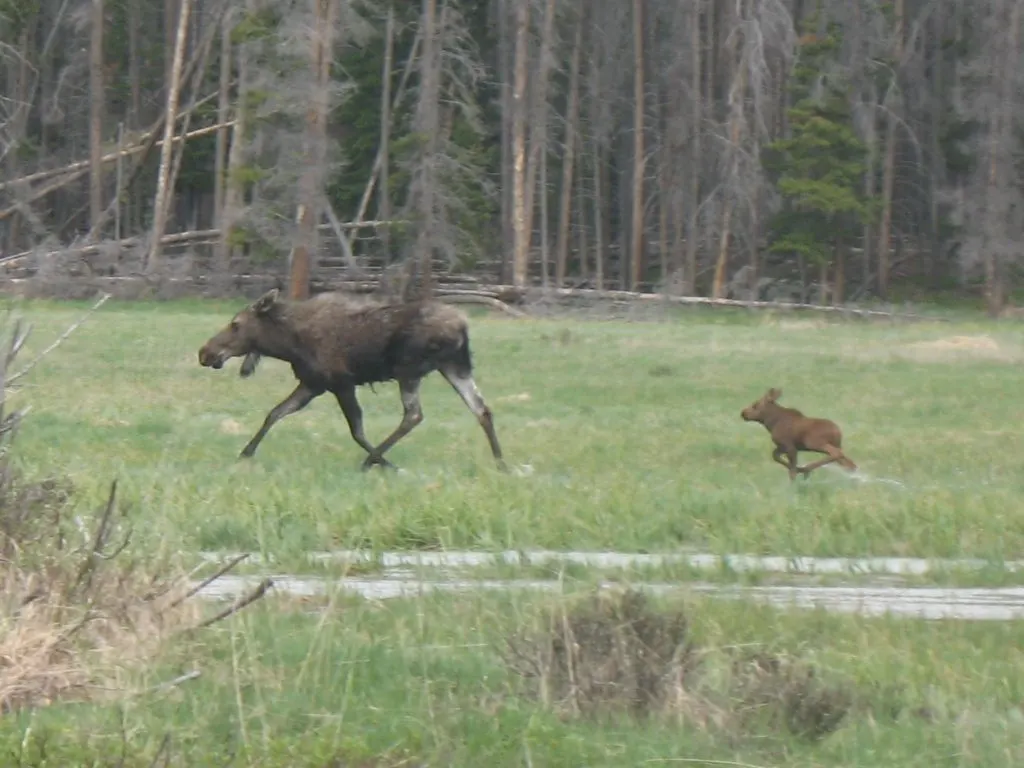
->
[764,15,871,305]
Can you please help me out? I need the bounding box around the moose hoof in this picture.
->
[361,455,397,472]
[238,448,256,460]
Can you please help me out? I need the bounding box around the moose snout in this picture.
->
[741,408,753,421]
[198,346,224,369]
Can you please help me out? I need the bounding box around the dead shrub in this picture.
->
[503,589,700,719]
[503,589,856,742]
[0,301,263,714]
[729,651,853,741]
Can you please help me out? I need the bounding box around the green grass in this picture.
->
[6,589,1024,767]
[8,297,1024,566]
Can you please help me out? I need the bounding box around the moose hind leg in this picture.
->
[334,386,396,469]
[361,378,423,471]
[440,364,506,470]
[799,444,852,476]
[240,383,321,458]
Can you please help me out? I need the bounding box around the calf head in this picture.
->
[198,289,281,370]
[741,387,782,423]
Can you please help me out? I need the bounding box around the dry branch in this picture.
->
[0,111,229,196]
[166,553,249,610]
[436,293,526,317]
[193,577,274,629]
[7,293,112,386]
[457,285,946,322]
[0,221,407,266]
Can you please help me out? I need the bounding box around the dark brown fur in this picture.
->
[198,288,506,471]
[740,387,857,481]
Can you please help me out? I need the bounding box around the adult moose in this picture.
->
[198,289,506,471]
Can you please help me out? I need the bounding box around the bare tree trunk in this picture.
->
[165,0,179,98]
[861,83,877,291]
[220,6,249,271]
[409,0,442,298]
[522,0,557,285]
[876,0,903,299]
[4,28,32,253]
[540,146,549,288]
[712,45,746,299]
[213,10,232,242]
[576,147,588,282]
[498,0,513,283]
[629,0,646,291]
[554,6,584,287]
[984,0,1021,315]
[834,238,845,305]
[290,0,336,300]
[685,0,703,295]
[89,0,105,233]
[510,0,530,286]
[378,3,396,259]
[148,0,192,273]
[594,141,606,291]
[748,189,759,300]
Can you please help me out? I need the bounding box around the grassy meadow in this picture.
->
[3,296,1024,766]
[9,296,1024,566]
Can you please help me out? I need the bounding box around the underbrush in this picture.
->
[0,304,264,717]
[3,587,1022,767]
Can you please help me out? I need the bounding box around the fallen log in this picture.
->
[471,285,948,322]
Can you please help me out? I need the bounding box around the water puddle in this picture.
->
[194,573,1024,621]
[198,549,1024,576]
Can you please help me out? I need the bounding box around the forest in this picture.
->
[0,0,1018,311]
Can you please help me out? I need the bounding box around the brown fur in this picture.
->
[740,387,858,482]
[198,288,506,471]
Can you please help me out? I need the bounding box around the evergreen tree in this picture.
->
[764,13,871,304]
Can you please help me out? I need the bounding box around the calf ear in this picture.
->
[768,387,782,401]
[252,288,280,315]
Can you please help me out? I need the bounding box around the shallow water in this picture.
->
[199,548,1024,575]
[194,572,1024,621]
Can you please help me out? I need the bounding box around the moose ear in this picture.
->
[252,289,280,315]
[767,387,782,401]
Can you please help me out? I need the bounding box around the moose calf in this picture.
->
[198,288,506,472]
[740,387,857,481]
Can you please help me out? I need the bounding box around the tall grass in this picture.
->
[5,589,1024,766]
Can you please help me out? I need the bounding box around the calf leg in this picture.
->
[361,378,423,471]
[439,364,507,471]
[771,446,802,482]
[785,448,800,482]
[771,447,793,471]
[240,383,321,458]
[333,386,395,469]
[799,444,856,476]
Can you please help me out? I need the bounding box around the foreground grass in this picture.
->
[5,590,1024,767]
[10,297,1024,565]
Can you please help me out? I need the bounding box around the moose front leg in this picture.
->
[440,365,507,471]
[771,447,803,482]
[240,383,321,458]
[333,386,396,470]
[360,378,424,471]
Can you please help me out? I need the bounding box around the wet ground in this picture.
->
[193,549,1024,621]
